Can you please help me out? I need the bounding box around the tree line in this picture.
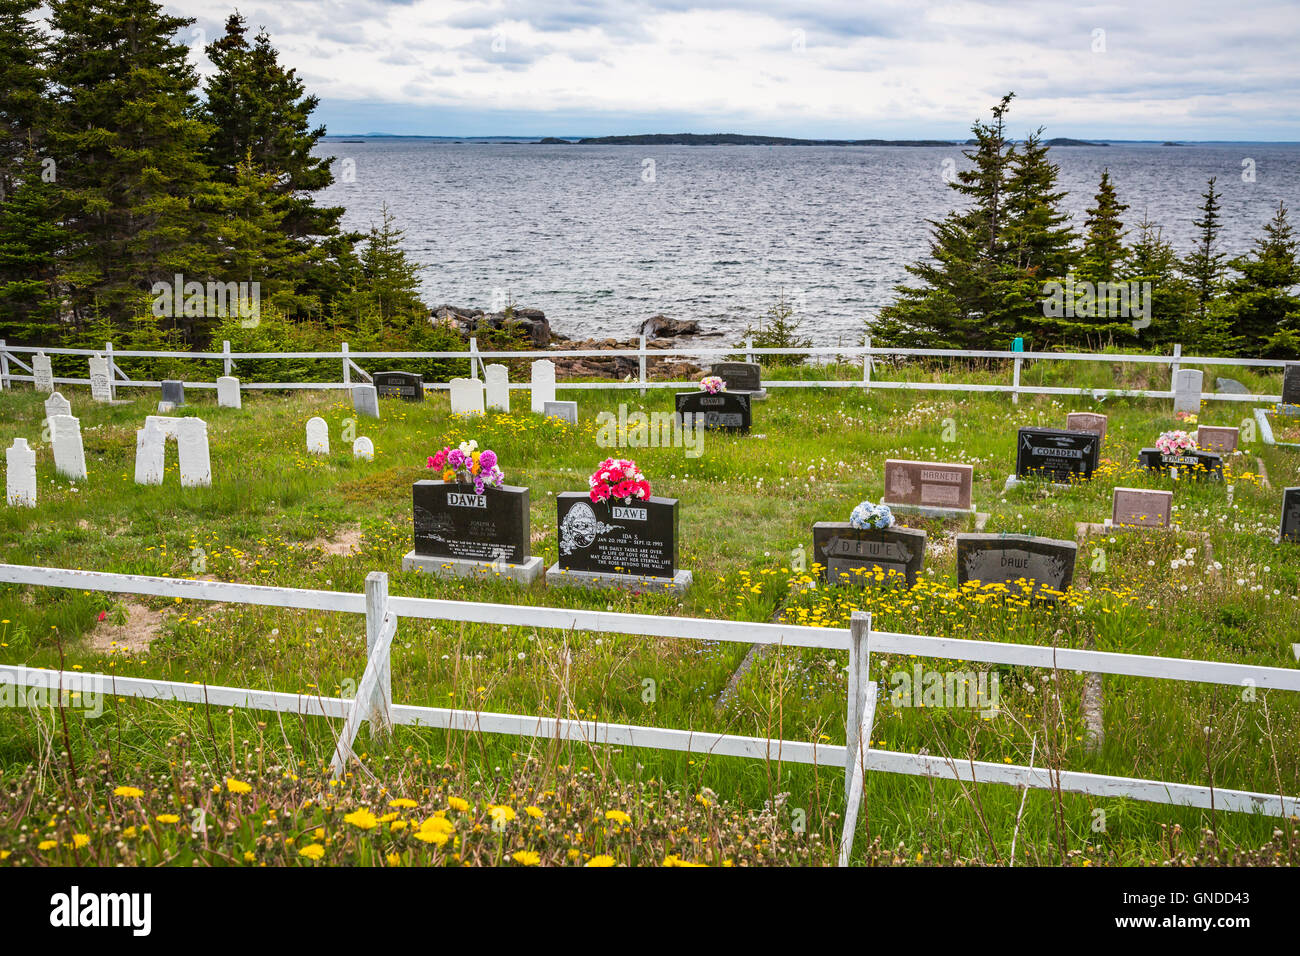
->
[872,93,1300,356]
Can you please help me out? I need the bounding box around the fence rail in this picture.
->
[0,563,1297,866]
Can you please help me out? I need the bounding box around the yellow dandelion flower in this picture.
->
[299,844,326,861]
[388,798,418,809]
[585,854,616,867]
[447,796,470,812]
[155,814,180,825]
[525,806,544,819]
[226,778,252,794]
[344,808,379,830]
[38,840,57,851]
[604,809,631,826]
[487,805,516,826]
[113,786,144,799]
[512,850,541,866]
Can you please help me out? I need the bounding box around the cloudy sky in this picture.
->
[169,0,1300,140]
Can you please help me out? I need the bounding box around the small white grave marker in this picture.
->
[32,353,53,393]
[306,417,330,455]
[449,377,486,416]
[216,376,241,409]
[44,392,71,420]
[352,436,374,460]
[485,363,510,412]
[530,359,556,414]
[177,418,211,488]
[6,438,36,507]
[134,423,164,485]
[88,354,113,402]
[49,414,87,481]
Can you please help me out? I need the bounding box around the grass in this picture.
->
[0,356,1297,866]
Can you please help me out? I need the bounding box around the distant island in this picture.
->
[570,133,956,146]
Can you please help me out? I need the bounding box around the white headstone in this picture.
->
[1173,368,1204,415]
[157,401,176,414]
[352,436,374,461]
[352,383,380,419]
[6,438,36,507]
[32,353,53,393]
[544,400,578,425]
[177,417,211,488]
[449,377,486,416]
[306,417,329,455]
[530,359,556,414]
[88,354,113,402]
[485,363,511,413]
[134,423,165,485]
[44,392,71,420]
[49,414,87,481]
[216,376,241,409]
[145,415,183,440]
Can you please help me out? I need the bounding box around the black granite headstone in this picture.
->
[812,523,926,586]
[710,362,762,392]
[675,391,751,433]
[375,370,425,402]
[1138,447,1223,480]
[1015,428,1100,481]
[160,380,185,406]
[956,533,1077,595]
[412,480,528,562]
[557,492,677,577]
[1280,487,1300,543]
[1283,365,1300,406]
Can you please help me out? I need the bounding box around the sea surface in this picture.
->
[314,139,1300,344]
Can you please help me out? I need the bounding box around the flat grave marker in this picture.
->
[1111,487,1173,528]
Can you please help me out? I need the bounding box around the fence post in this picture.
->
[746,336,754,365]
[1011,337,1023,405]
[845,610,872,800]
[222,340,232,377]
[104,341,116,400]
[469,337,479,379]
[365,571,392,740]
[639,333,647,397]
[862,336,872,390]
[1171,343,1182,378]
[341,342,350,387]
[0,340,8,390]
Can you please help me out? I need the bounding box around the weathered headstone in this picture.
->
[176,417,211,488]
[1172,368,1204,415]
[352,383,380,419]
[402,480,542,584]
[44,392,71,420]
[710,362,763,394]
[160,380,185,406]
[1280,487,1300,543]
[306,417,329,455]
[134,423,164,485]
[449,377,486,416]
[216,376,241,409]
[484,364,510,413]
[1283,365,1300,406]
[544,400,578,425]
[1015,428,1100,481]
[1216,377,1250,395]
[145,415,183,440]
[1111,487,1173,528]
[88,355,113,402]
[49,414,87,481]
[883,459,974,511]
[1138,446,1222,480]
[6,438,36,507]
[548,492,689,590]
[1065,412,1108,443]
[956,533,1077,594]
[813,523,926,586]
[675,391,751,433]
[352,436,374,460]
[374,370,424,402]
[530,359,556,414]
[32,352,53,393]
[1196,425,1239,453]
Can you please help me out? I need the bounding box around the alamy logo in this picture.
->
[888,665,1000,717]
[151,274,261,327]
[1041,275,1152,330]
[50,886,151,936]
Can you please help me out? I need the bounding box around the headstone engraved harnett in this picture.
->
[956,533,1077,595]
[401,480,543,584]
[1280,488,1300,543]
[547,492,691,591]
[1196,425,1239,453]
[882,459,974,513]
[49,414,87,481]
[812,523,926,586]
[484,364,510,413]
[1015,428,1100,481]
[32,353,53,393]
[6,438,36,507]
[674,391,751,433]
[530,359,557,413]
[1111,487,1173,528]
[373,370,424,402]
[449,377,486,416]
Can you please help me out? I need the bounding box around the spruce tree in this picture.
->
[1080,169,1128,283]
[1181,177,1236,351]
[335,203,425,323]
[1126,214,1197,347]
[1222,202,1300,356]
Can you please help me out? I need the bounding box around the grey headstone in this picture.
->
[711,361,762,392]
[44,392,71,420]
[1281,487,1300,543]
[32,352,53,393]
[160,380,185,406]
[352,383,380,419]
[1172,368,1203,415]
[1284,365,1300,406]
[177,417,211,488]
[88,355,113,402]
[544,400,578,425]
[956,533,1077,596]
[134,424,165,485]
[530,359,556,413]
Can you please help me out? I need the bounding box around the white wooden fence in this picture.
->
[0,339,1288,405]
[1,562,1297,866]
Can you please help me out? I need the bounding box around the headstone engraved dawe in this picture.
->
[547,492,691,591]
[956,533,1077,595]
[812,523,926,586]
[402,480,542,584]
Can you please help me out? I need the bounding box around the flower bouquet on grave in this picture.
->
[700,375,726,395]
[427,440,504,494]
[850,501,896,530]
[589,457,650,504]
[1155,430,1196,455]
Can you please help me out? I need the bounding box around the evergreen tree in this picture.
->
[335,203,424,322]
[1126,214,1197,347]
[1222,202,1300,356]
[1079,169,1128,283]
[1181,177,1236,351]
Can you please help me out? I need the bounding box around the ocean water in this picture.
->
[314,140,1300,344]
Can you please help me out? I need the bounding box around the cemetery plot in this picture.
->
[548,493,690,591]
[374,371,424,402]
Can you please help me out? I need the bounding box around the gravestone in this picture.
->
[710,362,763,395]
[402,480,543,584]
[530,359,557,413]
[812,523,926,586]
[449,377,486,416]
[32,353,53,393]
[49,414,87,481]
[176,417,211,488]
[1015,428,1100,481]
[1283,365,1300,406]
[1112,487,1173,528]
[883,459,974,511]
[145,415,184,440]
[1172,368,1203,415]
[1280,487,1300,543]
[547,492,690,591]
[374,370,424,402]
[6,438,36,507]
[544,400,578,425]
[305,417,329,455]
[160,380,185,407]
[88,355,113,402]
[1196,425,1239,453]
[1215,377,1249,395]
[1065,412,1108,443]
[956,533,1077,594]
[216,376,241,409]
[484,364,510,413]
[352,383,380,419]
[134,423,164,485]
[352,437,374,461]
[675,391,751,433]
[1138,446,1222,480]
[44,392,71,420]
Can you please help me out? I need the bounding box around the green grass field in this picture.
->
[0,356,1297,867]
